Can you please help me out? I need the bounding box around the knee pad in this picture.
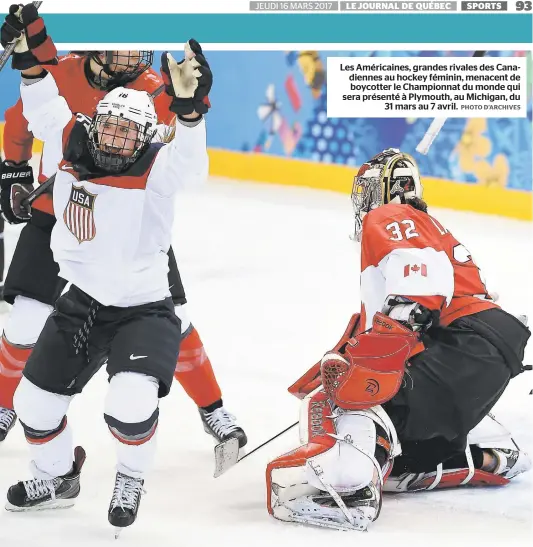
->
[174,303,191,334]
[3,296,54,346]
[104,372,159,445]
[14,376,71,442]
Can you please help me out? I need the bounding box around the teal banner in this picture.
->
[2,13,530,44]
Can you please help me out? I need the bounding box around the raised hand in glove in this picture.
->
[0,160,33,224]
[1,3,58,70]
[160,39,212,117]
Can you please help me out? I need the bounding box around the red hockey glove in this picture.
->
[1,3,57,70]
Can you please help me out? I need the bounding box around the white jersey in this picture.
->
[20,73,208,307]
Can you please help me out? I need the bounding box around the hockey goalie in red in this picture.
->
[266,149,531,531]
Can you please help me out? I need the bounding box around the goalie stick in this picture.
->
[415,50,487,155]
[214,421,298,478]
[0,1,43,72]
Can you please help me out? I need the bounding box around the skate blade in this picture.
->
[5,498,76,512]
[114,527,123,539]
[213,437,240,478]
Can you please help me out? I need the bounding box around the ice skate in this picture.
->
[199,406,247,448]
[108,472,145,536]
[0,408,17,442]
[6,446,86,511]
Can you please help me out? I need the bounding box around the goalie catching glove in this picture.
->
[1,3,58,70]
[160,40,212,116]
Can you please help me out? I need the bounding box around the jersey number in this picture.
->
[386,220,419,241]
[453,244,490,296]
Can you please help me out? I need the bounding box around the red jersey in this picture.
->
[3,53,174,215]
[358,203,498,332]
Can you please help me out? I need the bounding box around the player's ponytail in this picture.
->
[406,197,428,213]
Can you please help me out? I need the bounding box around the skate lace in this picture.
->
[0,408,16,431]
[110,474,144,511]
[205,408,240,436]
[23,478,61,501]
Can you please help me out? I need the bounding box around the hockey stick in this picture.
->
[21,173,55,209]
[214,421,298,478]
[0,1,43,72]
[415,50,487,155]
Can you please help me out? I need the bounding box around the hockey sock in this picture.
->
[200,399,223,413]
[174,326,222,408]
[0,335,33,409]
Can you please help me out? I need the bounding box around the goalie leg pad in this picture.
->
[384,413,530,493]
[468,413,531,480]
[267,390,399,531]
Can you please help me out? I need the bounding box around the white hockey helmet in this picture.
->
[87,87,158,173]
[351,149,423,241]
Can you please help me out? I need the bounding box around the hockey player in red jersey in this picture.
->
[0,4,225,530]
[0,5,246,450]
[266,149,531,531]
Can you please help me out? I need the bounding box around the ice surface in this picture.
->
[0,177,531,547]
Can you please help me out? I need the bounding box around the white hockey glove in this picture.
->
[160,40,212,116]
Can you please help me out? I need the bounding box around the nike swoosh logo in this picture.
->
[130,354,148,360]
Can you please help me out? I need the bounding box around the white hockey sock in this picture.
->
[29,424,74,480]
[115,432,158,480]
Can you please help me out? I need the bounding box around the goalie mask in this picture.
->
[87,87,157,173]
[89,51,154,89]
[351,149,422,241]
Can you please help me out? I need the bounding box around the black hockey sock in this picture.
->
[201,399,223,413]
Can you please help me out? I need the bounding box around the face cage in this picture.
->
[351,174,383,242]
[87,115,152,173]
[91,51,154,89]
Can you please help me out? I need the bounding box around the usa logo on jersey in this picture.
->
[63,186,97,243]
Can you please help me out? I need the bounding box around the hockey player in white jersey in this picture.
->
[0,5,246,454]
[2,9,212,532]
